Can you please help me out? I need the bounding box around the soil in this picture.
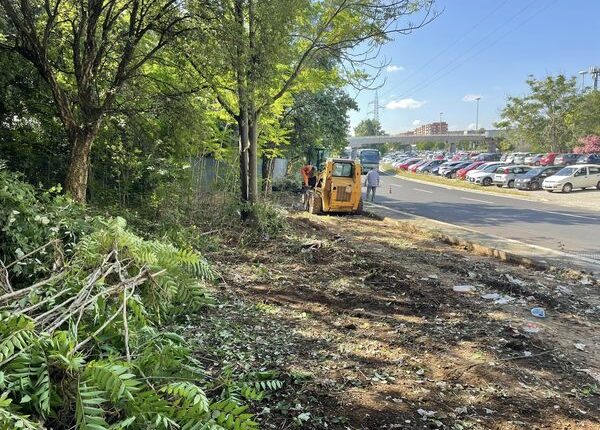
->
[188,208,600,430]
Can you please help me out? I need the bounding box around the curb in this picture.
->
[363,207,599,275]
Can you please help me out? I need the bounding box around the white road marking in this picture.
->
[414,188,433,194]
[530,209,598,221]
[461,197,494,204]
[390,183,403,188]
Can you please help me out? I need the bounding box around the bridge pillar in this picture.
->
[449,142,456,153]
[487,139,498,153]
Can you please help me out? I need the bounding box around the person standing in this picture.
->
[364,169,380,202]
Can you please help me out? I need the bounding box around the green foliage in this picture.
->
[497,75,579,151]
[0,175,276,430]
[354,119,386,137]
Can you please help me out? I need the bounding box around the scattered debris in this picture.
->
[453,284,475,293]
[531,307,546,318]
[574,343,586,351]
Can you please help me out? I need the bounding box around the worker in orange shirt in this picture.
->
[300,164,317,188]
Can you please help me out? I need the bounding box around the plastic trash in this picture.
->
[522,322,541,334]
[530,307,546,318]
[574,343,586,351]
[453,285,475,293]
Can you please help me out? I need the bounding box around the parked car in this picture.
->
[468,162,508,186]
[465,162,505,181]
[539,152,558,166]
[554,153,579,166]
[524,153,544,165]
[542,164,600,193]
[443,161,472,178]
[418,159,445,173]
[396,158,422,170]
[504,153,521,164]
[408,159,429,172]
[576,153,600,165]
[513,153,533,164]
[439,161,467,177]
[514,166,563,191]
[456,161,486,180]
[475,152,502,162]
[492,165,531,188]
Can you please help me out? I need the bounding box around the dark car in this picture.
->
[514,166,563,191]
[554,153,579,166]
[576,153,600,165]
[443,161,472,178]
[418,159,445,173]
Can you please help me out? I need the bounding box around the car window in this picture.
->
[332,163,353,177]
[589,166,600,175]
[574,168,587,177]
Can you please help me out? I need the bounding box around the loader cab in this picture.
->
[307,159,363,214]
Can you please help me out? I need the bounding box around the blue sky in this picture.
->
[348,0,600,135]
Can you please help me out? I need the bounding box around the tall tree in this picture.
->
[0,0,189,201]
[354,118,386,136]
[497,75,578,152]
[188,0,436,215]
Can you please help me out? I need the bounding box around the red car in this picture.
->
[408,159,429,172]
[456,161,485,180]
[539,153,558,166]
[396,158,422,170]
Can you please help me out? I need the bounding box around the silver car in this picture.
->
[524,153,543,165]
[492,165,531,188]
[513,153,532,164]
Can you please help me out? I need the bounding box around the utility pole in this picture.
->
[590,66,600,91]
[367,91,380,122]
[475,96,481,132]
[579,70,588,92]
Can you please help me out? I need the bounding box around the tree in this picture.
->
[354,119,386,137]
[497,75,578,152]
[573,135,600,154]
[0,0,190,201]
[188,0,437,215]
[287,88,357,161]
[571,90,600,137]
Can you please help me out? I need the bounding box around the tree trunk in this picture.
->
[248,111,259,204]
[262,155,274,195]
[65,126,100,203]
[237,116,250,204]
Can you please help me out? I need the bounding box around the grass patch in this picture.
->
[382,163,534,198]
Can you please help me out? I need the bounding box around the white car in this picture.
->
[465,162,506,182]
[542,164,600,193]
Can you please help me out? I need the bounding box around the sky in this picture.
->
[348,0,600,135]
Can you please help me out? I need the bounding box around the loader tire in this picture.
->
[308,194,322,214]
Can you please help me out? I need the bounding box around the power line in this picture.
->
[387,0,545,100]
[389,0,512,92]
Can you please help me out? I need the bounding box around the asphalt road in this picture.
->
[365,173,600,258]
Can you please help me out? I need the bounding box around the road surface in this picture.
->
[365,173,600,259]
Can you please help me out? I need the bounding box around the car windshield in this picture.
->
[482,164,500,172]
[555,167,576,176]
[332,163,353,177]
[523,167,545,176]
[360,152,379,163]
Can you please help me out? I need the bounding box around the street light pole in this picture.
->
[579,70,588,92]
[475,97,481,132]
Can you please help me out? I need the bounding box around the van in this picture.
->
[542,164,600,193]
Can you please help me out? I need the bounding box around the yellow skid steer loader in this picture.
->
[305,159,363,215]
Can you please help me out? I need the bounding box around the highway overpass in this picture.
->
[348,130,503,152]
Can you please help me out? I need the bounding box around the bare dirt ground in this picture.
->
[188,209,600,429]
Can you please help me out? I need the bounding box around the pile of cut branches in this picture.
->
[0,217,268,430]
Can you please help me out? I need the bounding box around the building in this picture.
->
[414,122,448,135]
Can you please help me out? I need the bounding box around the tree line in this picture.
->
[0,0,437,216]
